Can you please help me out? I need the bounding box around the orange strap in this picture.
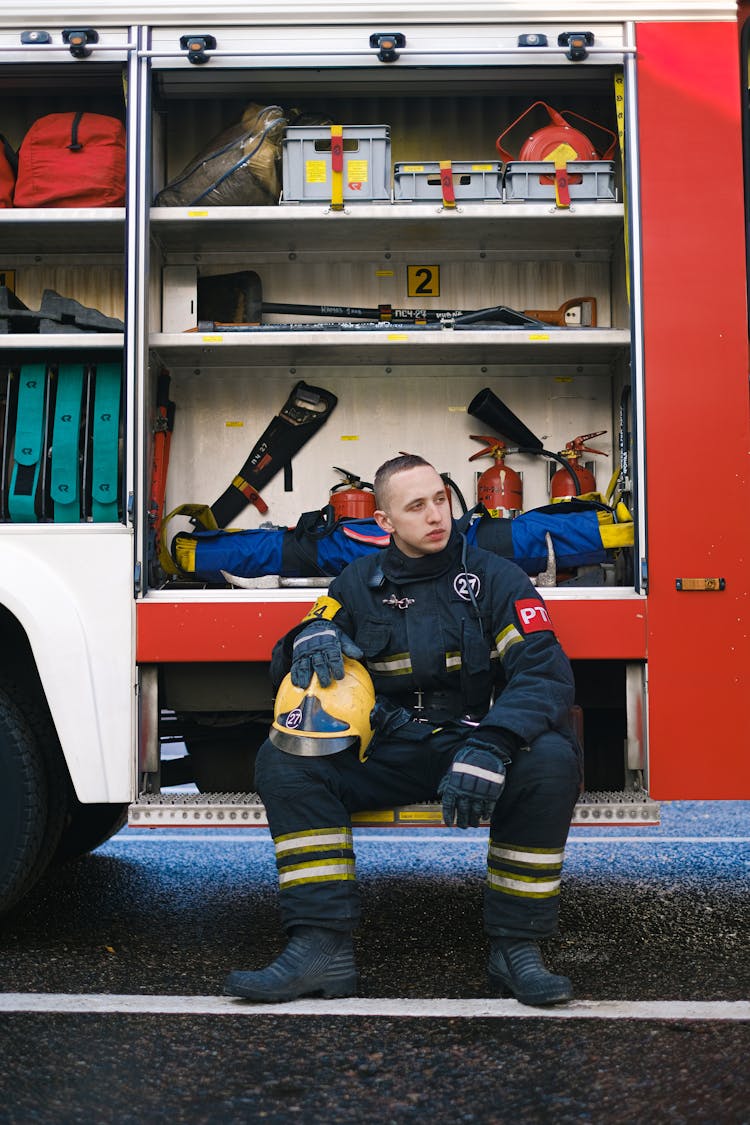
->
[232,475,269,514]
[439,160,456,208]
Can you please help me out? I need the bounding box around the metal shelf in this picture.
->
[0,334,124,352]
[149,325,630,370]
[0,209,126,255]
[150,202,624,258]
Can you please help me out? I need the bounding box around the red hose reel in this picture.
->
[496,101,617,206]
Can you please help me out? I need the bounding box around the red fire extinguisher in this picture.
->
[550,432,608,499]
[469,435,523,517]
[329,467,376,519]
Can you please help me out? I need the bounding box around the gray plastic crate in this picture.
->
[282,125,391,204]
[394,160,503,203]
[504,160,617,203]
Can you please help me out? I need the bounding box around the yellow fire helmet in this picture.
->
[270,656,375,761]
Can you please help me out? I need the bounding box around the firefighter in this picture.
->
[224,454,581,1007]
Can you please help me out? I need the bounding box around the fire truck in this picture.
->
[1,2,748,914]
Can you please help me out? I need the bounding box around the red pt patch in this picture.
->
[515,599,555,634]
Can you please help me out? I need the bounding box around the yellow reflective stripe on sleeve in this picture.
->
[302,596,344,623]
[487,867,561,898]
[445,651,461,671]
[488,843,565,868]
[495,624,523,659]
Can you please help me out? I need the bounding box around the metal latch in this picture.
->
[180,34,217,65]
[558,31,594,61]
[369,32,405,63]
[62,28,98,58]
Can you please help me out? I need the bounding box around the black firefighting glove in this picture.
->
[438,738,511,829]
[290,621,363,688]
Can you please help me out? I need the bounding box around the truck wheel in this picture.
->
[0,689,47,914]
[53,799,128,864]
[6,678,70,899]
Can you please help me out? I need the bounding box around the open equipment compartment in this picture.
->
[137,22,644,804]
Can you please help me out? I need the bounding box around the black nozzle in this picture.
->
[467,388,543,451]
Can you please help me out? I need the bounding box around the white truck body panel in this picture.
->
[0,528,135,802]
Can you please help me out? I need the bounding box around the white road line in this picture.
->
[0,994,748,1021]
[107,835,750,845]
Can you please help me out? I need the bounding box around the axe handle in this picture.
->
[522,298,598,327]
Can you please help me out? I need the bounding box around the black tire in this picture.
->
[8,679,70,897]
[0,686,47,915]
[53,799,128,865]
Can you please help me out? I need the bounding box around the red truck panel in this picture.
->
[637,21,750,797]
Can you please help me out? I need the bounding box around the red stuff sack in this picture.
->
[0,134,17,207]
[14,111,126,207]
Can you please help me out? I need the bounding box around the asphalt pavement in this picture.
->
[0,800,748,1124]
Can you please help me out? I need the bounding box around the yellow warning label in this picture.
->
[305,160,328,184]
[225,421,244,427]
[187,210,209,218]
[400,164,425,173]
[527,333,550,341]
[347,159,369,184]
[201,335,224,343]
[340,435,360,441]
[471,164,494,171]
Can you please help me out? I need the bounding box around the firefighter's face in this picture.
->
[374,465,452,556]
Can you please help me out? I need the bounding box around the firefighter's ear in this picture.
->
[374,508,394,534]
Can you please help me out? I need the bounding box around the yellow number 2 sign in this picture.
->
[407,264,440,298]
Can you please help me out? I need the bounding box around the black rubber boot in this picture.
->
[224,927,358,1002]
[488,938,573,1006]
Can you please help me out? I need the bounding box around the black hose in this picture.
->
[520,447,582,496]
[442,473,469,514]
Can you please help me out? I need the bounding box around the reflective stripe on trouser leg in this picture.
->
[274,826,356,891]
[255,742,362,931]
[488,841,562,918]
[483,730,580,939]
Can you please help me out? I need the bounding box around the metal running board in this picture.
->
[128,791,660,829]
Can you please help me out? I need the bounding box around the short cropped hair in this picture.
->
[373,453,434,511]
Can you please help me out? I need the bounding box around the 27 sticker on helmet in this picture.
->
[279,694,350,735]
[514,598,556,635]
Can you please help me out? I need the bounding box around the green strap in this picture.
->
[8,363,47,523]
[90,362,121,522]
[51,364,84,523]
